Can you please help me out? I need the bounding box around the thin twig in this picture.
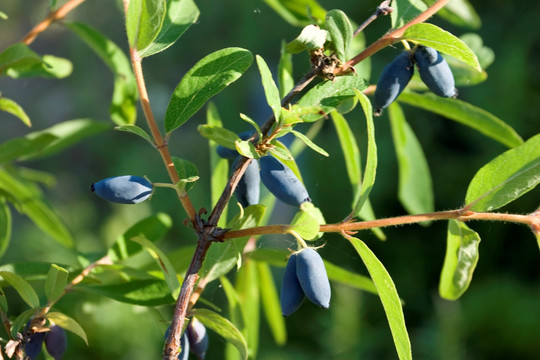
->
[21,0,86,45]
[353,0,393,37]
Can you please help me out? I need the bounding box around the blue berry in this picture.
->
[187,318,209,359]
[374,51,414,115]
[296,248,331,309]
[413,46,457,98]
[25,331,45,360]
[280,253,305,317]
[259,156,310,207]
[44,325,67,360]
[233,156,260,207]
[91,175,153,204]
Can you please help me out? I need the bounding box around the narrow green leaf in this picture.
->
[0,198,10,260]
[256,55,282,124]
[391,0,427,28]
[268,143,294,161]
[290,130,329,157]
[0,11,7,20]
[351,91,377,216]
[172,157,199,192]
[428,0,481,29]
[398,92,523,148]
[126,0,167,51]
[0,271,40,308]
[138,0,200,57]
[198,124,240,149]
[236,260,260,359]
[298,75,367,121]
[200,205,266,284]
[256,262,286,345]
[21,119,111,160]
[324,260,377,295]
[115,124,153,145]
[286,25,328,54]
[107,213,172,262]
[65,22,138,125]
[207,103,229,228]
[0,262,61,281]
[465,134,540,211]
[0,43,42,76]
[439,220,481,300]
[165,48,253,133]
[10,308,34,338]
[347,237,412,360]
[47,311,88,345]
[0,133,57,164]
[262,0,326,26]
[388,103,434,215]
[192,308,248,360]
[403,23,481,71]
[235,140,259,159]
[325,9,353,61]
[45,264,69,303]
[239,114,262,142]
[271,140,303,182]
[331,112,360,198]
[0,287,8,313]
[0,97,31,126]
[0,169,73,247]
[0,49,71,79]
[278,40,294,98]
[80,279,175,306]
[131,237,181,298]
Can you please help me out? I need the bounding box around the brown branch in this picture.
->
[21,0,86,45]
[353,0,393,37]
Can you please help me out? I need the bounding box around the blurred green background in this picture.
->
[1,0,539,359]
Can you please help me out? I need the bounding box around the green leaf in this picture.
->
[271,141,303,182]
[0,198,10,260]
[235,140,259,159]
[256,262,286,345]
[235,260,260,359]
[325,9,353,61]
[0,271,40,308]
[347,237,412,360]
[47,311,88,345]
[465,134,540,211]
[286,24,328,54]
[403,23,481,71]
[299,201,326,239]
[200,205,266,284]
[388,103,434,215]
[65,22,138,125]
[34,55,72,78]
[138,0,199,57]
[398,92,523,148]
[297,75,367,121]
[165,48,253,133]
[0,262,61,282]
[0,97,31,126]
[391,0,427,28]
[429,0,481,29]
[0,287,8,313]
[439,220,481,300]
[10,308,34,338]
[80,278,175,306]
[172,157,199,192]
[239,114,262,142]
[207,103,229,228]
[0,169,73,247]
[126,0,167,51]
[351,91,377,216]
[256,55,282,124]
[115,124,153,145]
[107,213,172,262]
[289,129,328,157]
[0,43,42,76]
[290,208,320,240]
[20,119,111,161]
[131,237,181,298]
[0,133,57,164]
[278,40,294,98]
[192,308,248,360]
[262,0,326,26]
[198,124,240,149]
[324,260,377,295]
[459,33,494,70]
[45,264,69,303]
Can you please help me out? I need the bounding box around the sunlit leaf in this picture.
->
[115,124,153,145]
[45,264,69,303]
[235,259,260,359]
[126,0,167,51]
[278,40,294,98]
[256,55,282,124]
[80,278,175,306]
[172,157,199,192]
[286,24,328,54]
[263,0,326,26]
[465,133,540,211]
[0,97,31,126]
[256,262,286,345]
[47,311,88,345]
[391,0,427,28]
[0,271,39,308]
[325,9,353,61]
[439,220,481,300]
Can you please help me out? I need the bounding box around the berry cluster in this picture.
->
[24,325,67,360]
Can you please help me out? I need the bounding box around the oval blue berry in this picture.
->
[233,156,260,208]
[296,248,331,309]
[216,131,255,159]
[187,318,209,359]
[25,331,45,360]
[91,175,153,204]
[280,253,305,317]
[374,51,414,115]
[44,325,67,360]
[413,46,457,98]
[259,156,310,207]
